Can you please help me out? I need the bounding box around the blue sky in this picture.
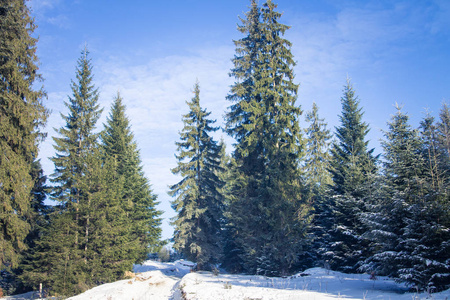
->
[29,0,450,240]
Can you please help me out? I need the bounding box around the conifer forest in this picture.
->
[0,0,449,297]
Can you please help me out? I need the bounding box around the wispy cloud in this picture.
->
[285,0,446,146]
[29,0,72,29]
[29,0,61,13]
[46,14,71,29]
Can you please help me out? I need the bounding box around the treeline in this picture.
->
[169,0,450,293]
[1,0,161,297]
[1,0,449,297]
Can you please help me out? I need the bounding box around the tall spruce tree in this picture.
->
[51,48,102,209]
[224,0,309,276]
[101,92,162,262]
[324,79,377,272]
[0,0,48,269]
[169,82,224,270]
[19,49,120,296]
[49,49,102,277]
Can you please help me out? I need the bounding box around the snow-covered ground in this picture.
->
[175,267,450,300]
[2,260,449,299]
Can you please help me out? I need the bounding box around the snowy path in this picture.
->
[2,261,450,299]
[66,270,179,300]
[67,260,194,300]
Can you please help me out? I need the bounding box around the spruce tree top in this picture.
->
[381,104,425,196]
[330,79,377,196]
[335,79,371,157]
[226,0,301,160]
[52,48,101,158]
[102,92,134,163]
[51,48,102,201]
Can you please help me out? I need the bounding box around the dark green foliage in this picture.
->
[0,0,48,269]
[77,152,133,285]
[169,82,224,270]
[324,79,377,273]
[221,157,246,274]
[13,159,52,294]
[224,0,310,276]
[20,206,84,296]
[26,160,51,248]
[101,93,162,263]
[20,50,145,296]
[21,153,133,296]
[22,49,103,296]
[397,199,450,291]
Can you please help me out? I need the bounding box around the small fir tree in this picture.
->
[303,102,333,266]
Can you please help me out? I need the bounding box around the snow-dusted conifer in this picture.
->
[362,105,450,291]
[324,79,377,272]
[361,106,422,277]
